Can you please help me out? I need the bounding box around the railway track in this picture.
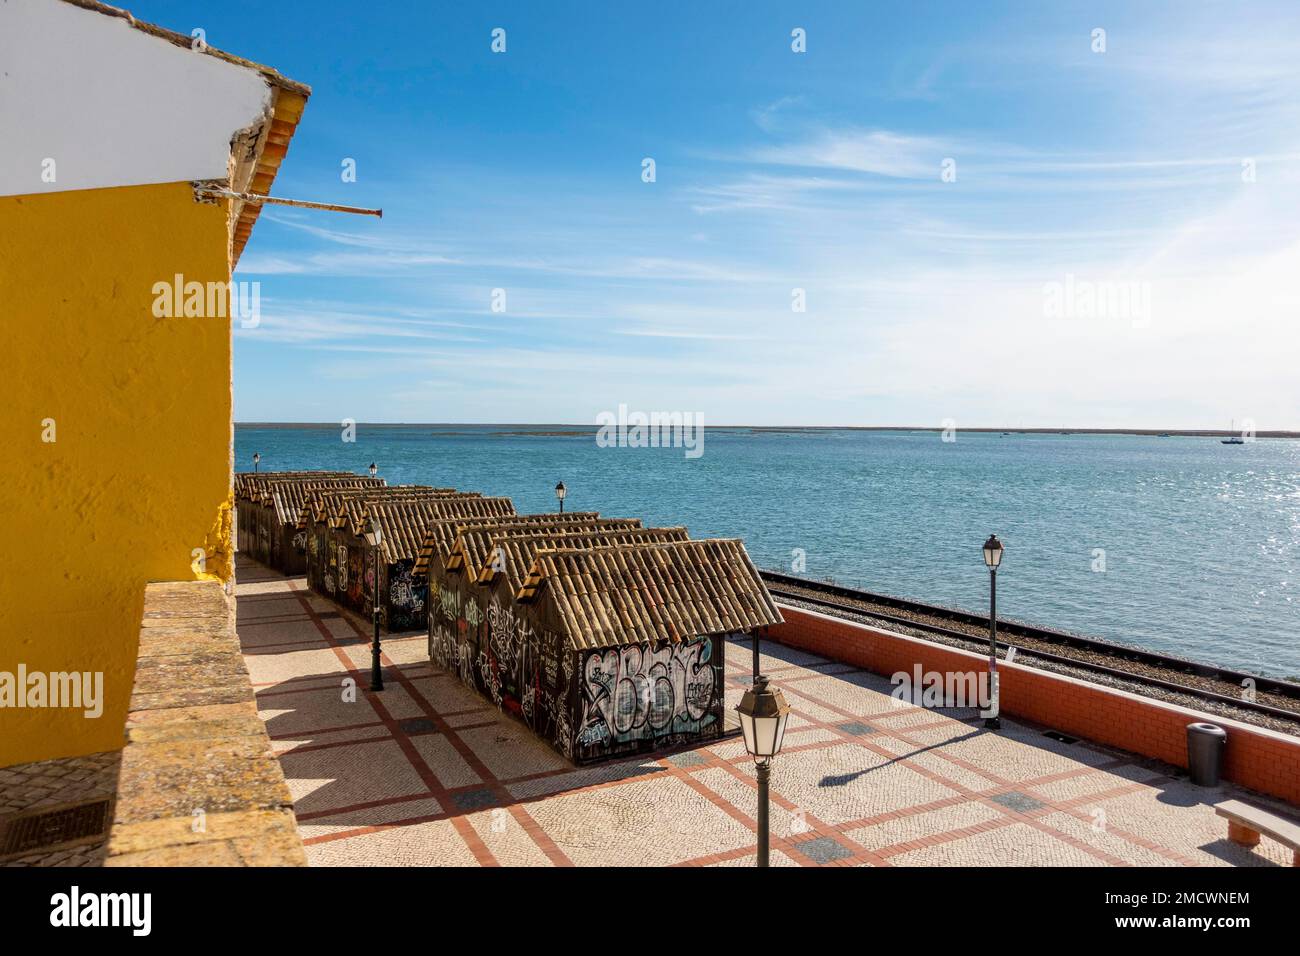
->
[759,569,1300,728]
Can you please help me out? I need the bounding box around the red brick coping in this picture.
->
[767,604,1300,807]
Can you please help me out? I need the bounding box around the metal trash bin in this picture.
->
[1186,722,1227,786]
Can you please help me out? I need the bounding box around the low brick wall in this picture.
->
[767,604,1300,807]
[104,580,306,865]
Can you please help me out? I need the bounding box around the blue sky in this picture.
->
[137,1,1300,428]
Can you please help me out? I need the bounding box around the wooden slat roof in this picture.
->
[265,477,385,524]
[520,539,783,650]
[366,497,517,564]
[336,491,485,536]
[235,471,354,501]
[412,512,602,578]
[446,518,646,582]
[301,487,466,530]
[488,526,688,592]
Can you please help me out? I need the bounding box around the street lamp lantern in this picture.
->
[736,674,791,867]
[737,675,791,760]
[368,462,377,478]
[983,533,1004,569]
[252,452,260,474]
[981,533,1003,729]
[365,515,384,692]
[555,481,566,514]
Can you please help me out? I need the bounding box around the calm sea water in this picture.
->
[235,425,1300,677]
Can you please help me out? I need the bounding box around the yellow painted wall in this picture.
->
[0,181,234,765]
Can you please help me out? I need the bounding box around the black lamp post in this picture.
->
[736,675,791,868]
[253,452,260,474]
[368,462,377,479]
[555,481,566,514]
[981,533,1004,729]
[365,515,384,691]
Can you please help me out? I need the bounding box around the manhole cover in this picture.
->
[451,788,498,813]
[989,791,1045,813]
[793,835,854,864]
[665,751,706,768]
[399,717,437,735]
[0,799,112,858]
[839,721,875,736]
[1043,731,1080,744]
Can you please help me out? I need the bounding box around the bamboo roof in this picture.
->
[366,497,517,564]
[412,512,603,578]
[519,539,783,649]
[484,526,689,592]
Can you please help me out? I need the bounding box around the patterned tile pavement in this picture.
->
[235,556,1298,867]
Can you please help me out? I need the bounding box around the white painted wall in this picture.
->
[0,0,274,197]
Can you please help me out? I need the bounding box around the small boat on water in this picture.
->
[1222,420,1244,445]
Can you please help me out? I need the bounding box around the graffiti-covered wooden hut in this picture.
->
[411,511,607,582]
[316,490,489,613]
[427,523,691,740]
[429,536,782,764]
[235,471,351,556]
[260,476,386,572]
[234,471,363,564]
[424,515,650,666]
[300,486,467,595]
[351,496,518,631]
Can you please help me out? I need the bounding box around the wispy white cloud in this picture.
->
[750,95,804,133]
[613,328,759,341]
[747,129,952,179]
[686,172,874,213]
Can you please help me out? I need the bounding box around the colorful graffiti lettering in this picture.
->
[389,565,422,611]
[439,586,460,622]
[425,579,727,763]
[346,548,364,608]
[464,599,483,630]
[431,584,566,750]
[577,638,721,754]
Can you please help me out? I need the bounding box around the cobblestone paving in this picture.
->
[236,557,1297,867]
[0,752,120,866]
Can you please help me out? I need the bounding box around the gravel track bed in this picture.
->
[769,587,1300,739]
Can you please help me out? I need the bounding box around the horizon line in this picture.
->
[233,422,1300,438]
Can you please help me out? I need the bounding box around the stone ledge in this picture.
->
[105,808,303,866]
[104,580,306,866]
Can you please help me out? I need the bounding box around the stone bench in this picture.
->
[1215,799,1300,866]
